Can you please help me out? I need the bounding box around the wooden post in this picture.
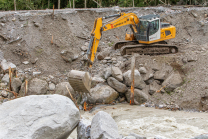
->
[25,80,28,96]
[73,0,75,8]
[14,0,16,11]
[9,67,12,91]
[85,0,87,8]
[130,54,135,105]
[58,0,60,9]
[52,5,54,19]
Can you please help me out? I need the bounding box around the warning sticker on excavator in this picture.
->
[111,24,114,28]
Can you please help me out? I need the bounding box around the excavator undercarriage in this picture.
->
[114,41,178,55]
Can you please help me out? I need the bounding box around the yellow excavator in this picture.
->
[68,12,177,93]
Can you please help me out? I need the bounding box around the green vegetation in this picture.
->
[0,0,206,11]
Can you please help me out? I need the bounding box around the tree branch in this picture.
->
[92,0,102,7]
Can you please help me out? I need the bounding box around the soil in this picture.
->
[0,6,208,110]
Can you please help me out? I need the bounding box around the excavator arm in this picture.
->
[86,12,139,67]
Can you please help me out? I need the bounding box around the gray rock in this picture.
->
[123,70,146,90]
[55,82,75,98]
[87,85,119,104]
[154,70,169,81]
[1,74,9,83]
[49,83,56,91]
[104,57,111,60]
[81,46,88,51]
[19,78,48,96]
[191,134,208,139]
[162,71,183,92]
[0,94,80,139]
[107,60,112,63]
[103,67,112,79]
[11,78,22,93]
[1,90,8,97]
[149,81,161,95]
[97,52,108,60]
[112,57,116,61]
[111,67,123,82]
[34,22,40,27]
[90,111,120,139]
[60,50,77,62]
[139,67,147,74]
[31,58,38,64]
[102,60,107,64]
[91,76,105,88]
[125,89,148,105]
[107,77,127,93]
[77,118,91,139]
[1,59,16,71]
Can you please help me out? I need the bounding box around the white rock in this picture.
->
[91,111,120,139]
[49,83,56,91]
[0,94,80,139]
[22,61,29,65]
[77,118,91,139]
[1,90,8,97]
[1,59,16,70]
[33,71,41,76]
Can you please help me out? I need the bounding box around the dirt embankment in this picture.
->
[0,6,208,110]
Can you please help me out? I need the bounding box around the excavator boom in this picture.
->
[86,12,140,67]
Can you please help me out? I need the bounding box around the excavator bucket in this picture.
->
[68,70,91,94]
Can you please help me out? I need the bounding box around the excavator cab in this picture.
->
[138,15,160,42]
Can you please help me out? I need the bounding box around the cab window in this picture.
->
[149,19,159,36]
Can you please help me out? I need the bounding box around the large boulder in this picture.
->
[1,73,9,83]
[91,76,105,88]
[162,71,183,92]
[77,118,91,139]
[111,67,123,82]
[11,78,22,93]
[123,70,146,90]
[87,85,119,104]
[55,82,75,98]
[107,77,127,93]
[149,81,161,95]
[103,67,112,79]
[0,94,80,139]
[90,111,120,139]
[125,89,148,105]
[19,78,48,96]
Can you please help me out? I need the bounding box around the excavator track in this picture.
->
[114,41,177,55]
[120,44,178,55]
